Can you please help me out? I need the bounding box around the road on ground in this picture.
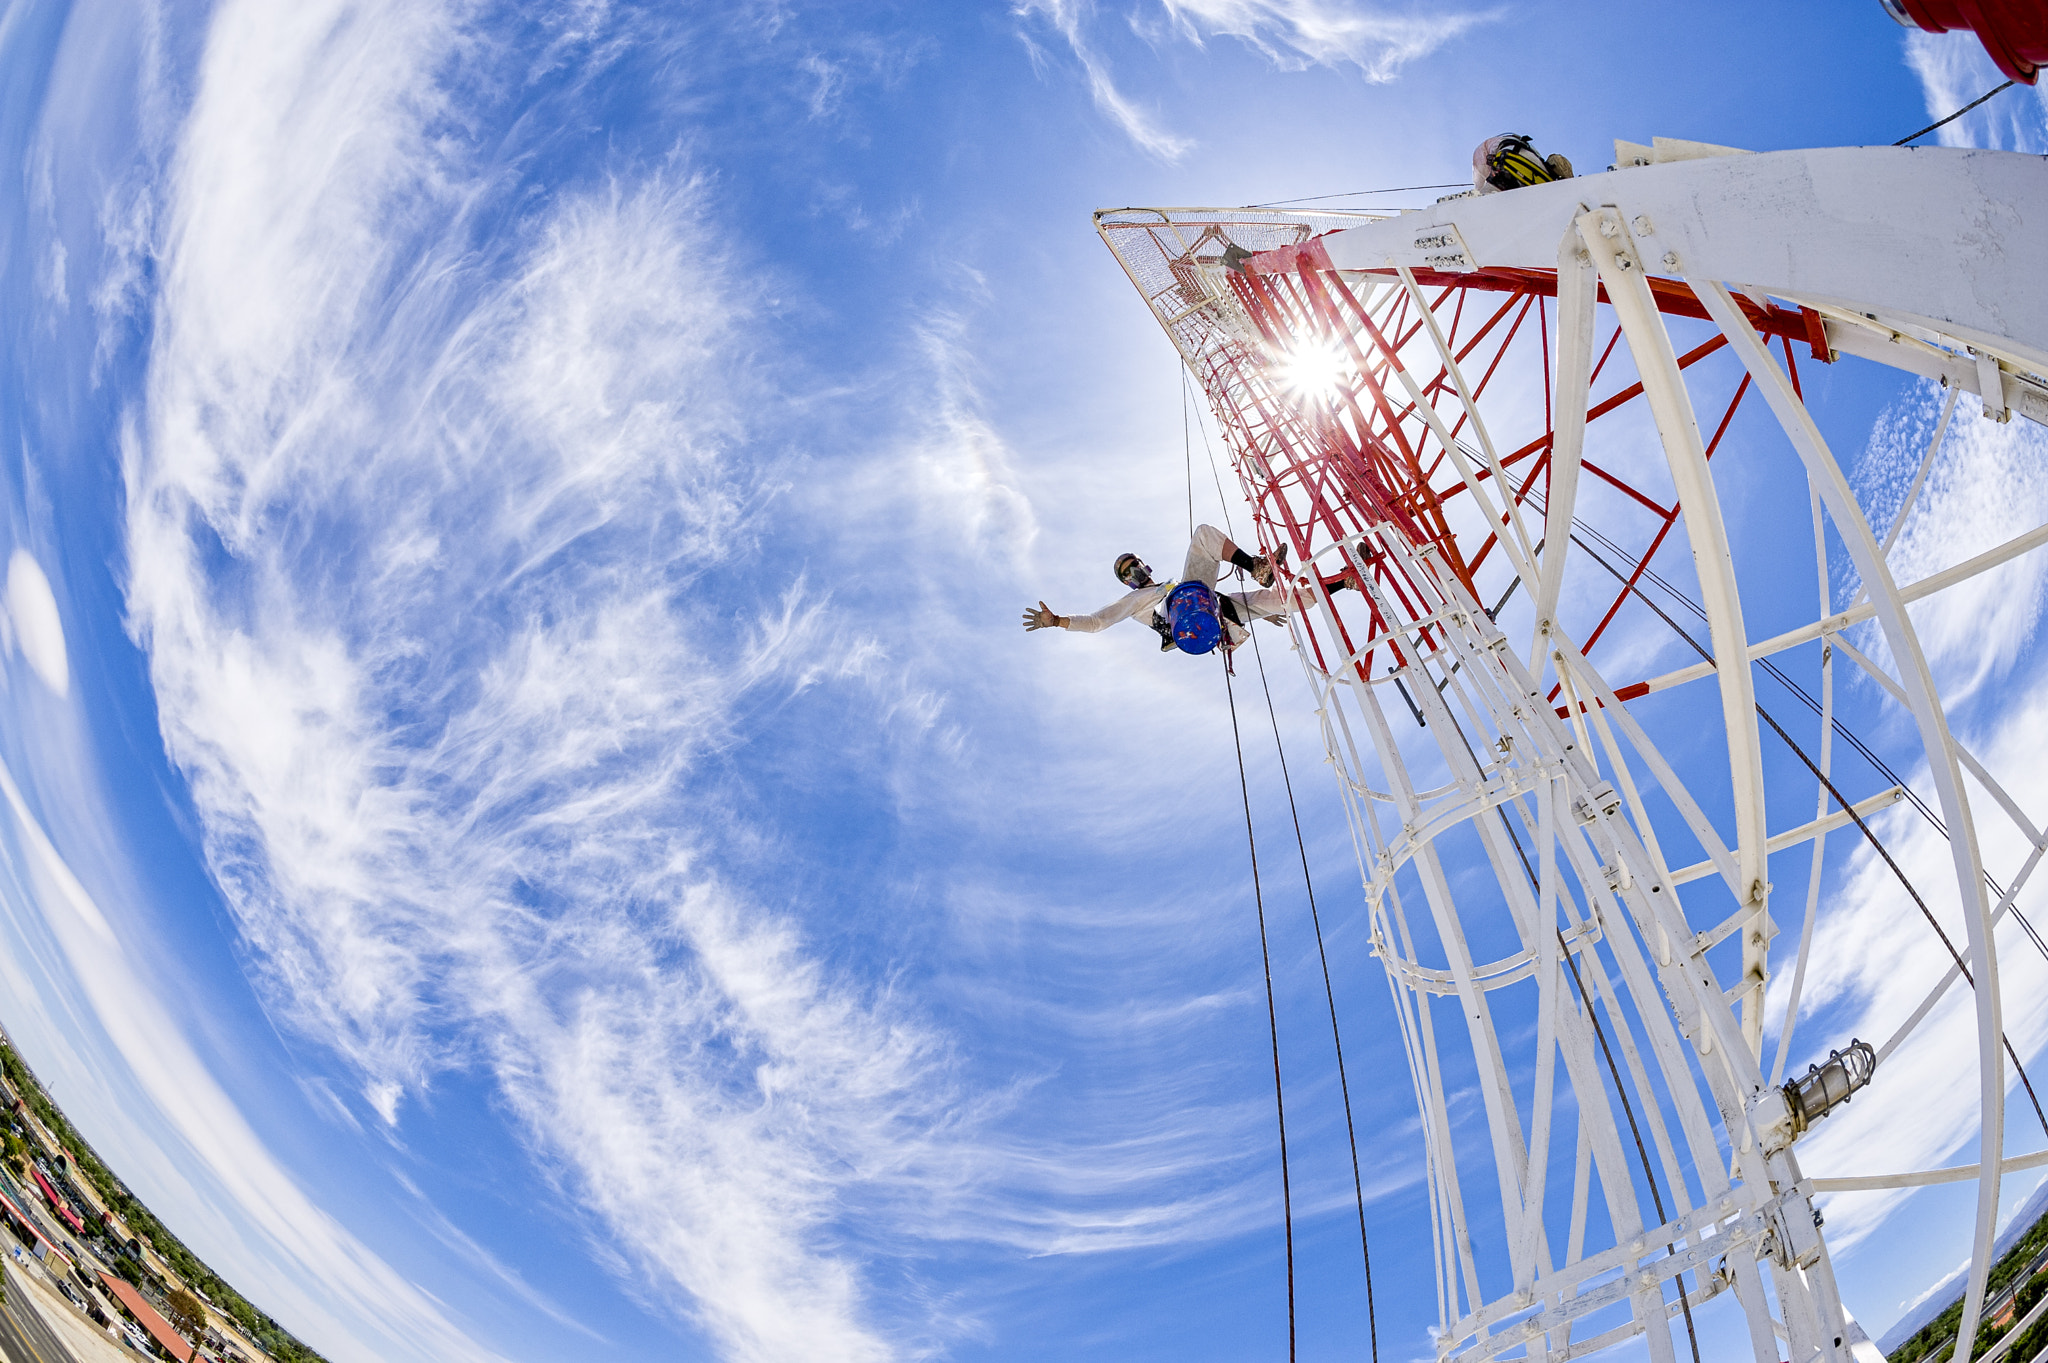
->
[0,1262,77,1363]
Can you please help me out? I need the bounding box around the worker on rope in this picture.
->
[1021,524,1295,654]
[1471,133,1573,194]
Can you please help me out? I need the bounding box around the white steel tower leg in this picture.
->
[1690,280,2004,1363]
[1098,146,2048,1363]
[1578,207,1771,1059]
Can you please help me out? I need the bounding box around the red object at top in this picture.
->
[1888,0,2046,83]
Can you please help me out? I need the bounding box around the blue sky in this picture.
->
[1,1,2046,1361]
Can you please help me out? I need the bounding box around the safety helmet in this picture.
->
[1483,134,1561,192]
[1165,581,1222,654]
[1114,553,1153,589]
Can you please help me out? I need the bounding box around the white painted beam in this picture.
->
[1812,1145,2048,1193]
[1301,147,2048,372]
[1667,787,1904,888]
[1629,519,2048,697]
[1690,277,2003,1363]
[1579,206,1771,1057]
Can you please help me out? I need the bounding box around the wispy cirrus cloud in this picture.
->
[1159,0,1493,80]
[1014,0,1194,161]
[124,0,968,1358]
[1765,44,2048,1245]
[1772,685,2048,1252]
[1845,380,2048,707]
[1903,28,2048,154]
[829,301,1039,577]
[3,551,69,699]
[1770,383,2048,1249]
[1015,0,1490,158]
[110,0,1439,1356]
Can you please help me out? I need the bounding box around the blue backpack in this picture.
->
[1166,581,1222,654]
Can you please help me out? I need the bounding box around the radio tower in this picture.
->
[1099,143,2048,1363]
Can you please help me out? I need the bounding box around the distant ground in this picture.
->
[0,1031,324,1363]
[1882,1177,2048,1363]
[3,1251,144,1363]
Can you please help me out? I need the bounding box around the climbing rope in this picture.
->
[1190,380,1381,1356]
[1187,372,1382,1360]
[1221,658,1298,1362]
[1189,367,1296,1357]
[1244,618,1381,1363]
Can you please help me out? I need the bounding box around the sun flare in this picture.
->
[1273,338,1347,404]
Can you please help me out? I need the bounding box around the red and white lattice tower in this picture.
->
[1099,144,2048,1363]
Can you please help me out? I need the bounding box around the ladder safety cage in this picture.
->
[1096,145,2048,1363]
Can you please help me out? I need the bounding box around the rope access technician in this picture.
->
[1021,523,1296,654]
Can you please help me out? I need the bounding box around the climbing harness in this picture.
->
[1147,611,1177,651]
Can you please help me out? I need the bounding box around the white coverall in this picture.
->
[1062,524,1290,647]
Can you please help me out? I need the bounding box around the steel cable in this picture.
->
[1245,183,1468,209]
[1558,924,1705,1363]
[1241,87,2010,223]
[1895,81,2018,146]
[1495,813,1704,1363]
[1569,535,2048,1139]
[1566,520,2048,960]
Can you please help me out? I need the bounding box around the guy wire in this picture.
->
[1567,535,2048,1139]
[1895,81,2017,146]
[1566,515,2042,952]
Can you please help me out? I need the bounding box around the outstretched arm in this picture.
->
[1029,586,1162,634]
[1022,601,1067,631]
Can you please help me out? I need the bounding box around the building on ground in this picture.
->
[99,1268,195,1360]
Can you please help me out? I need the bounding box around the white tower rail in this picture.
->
[1097,144,2048,1363]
